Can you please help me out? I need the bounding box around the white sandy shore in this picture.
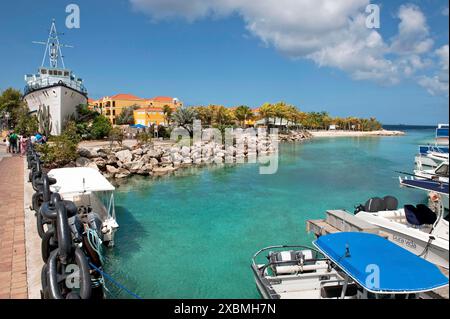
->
[310,130,405,137]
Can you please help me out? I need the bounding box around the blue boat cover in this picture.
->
[313,232,448,293]
[418,145,449,155]
[400,179,449,195]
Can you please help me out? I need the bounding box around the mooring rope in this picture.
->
[88,262,142,299]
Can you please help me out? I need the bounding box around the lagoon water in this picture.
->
[105,128,436,298]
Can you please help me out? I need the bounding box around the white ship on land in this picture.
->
[24,20,87,135]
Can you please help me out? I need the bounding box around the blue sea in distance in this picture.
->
[104,127,436,298]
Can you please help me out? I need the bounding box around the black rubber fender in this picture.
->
[47,248,92,299]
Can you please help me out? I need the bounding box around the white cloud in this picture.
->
[391,4,434,55]
[130,0,444,95]
[419,45,449,97]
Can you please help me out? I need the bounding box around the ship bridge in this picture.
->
[24,67,87,96]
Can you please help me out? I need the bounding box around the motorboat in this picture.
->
[251,232,448,299]
[414,161,449,183]
[354,195,448,268]
[415,124,449,170]
[48,167,119,246]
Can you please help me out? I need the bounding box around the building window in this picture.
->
[113,110,116,116]
[113,101,116,107]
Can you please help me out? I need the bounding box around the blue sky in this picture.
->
[0,0,448,125]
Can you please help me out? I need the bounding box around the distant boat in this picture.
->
[23,20,88,135]
[415,124,449,169]
[414,161,449,184]
[251,232,448,299]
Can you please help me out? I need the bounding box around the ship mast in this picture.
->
[33,19,73,69]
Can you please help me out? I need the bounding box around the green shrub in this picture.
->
[90,115,112,139]
[109,127,124,147]
[36,125,80,168]
[136,131,152,145]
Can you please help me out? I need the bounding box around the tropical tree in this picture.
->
[162,105,173,126]
[0,88,25,128]
[172,107,196,136]
[259,103,276,126]
[234,105,254,127]
[116,105,139,125]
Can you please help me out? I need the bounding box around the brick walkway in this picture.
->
[0,155,27,299]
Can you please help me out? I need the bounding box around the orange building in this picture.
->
[89,94,182,125]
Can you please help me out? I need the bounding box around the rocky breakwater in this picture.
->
[278,130,313,142]
[74,133,291,179]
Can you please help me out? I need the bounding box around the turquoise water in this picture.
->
[105,129,435,298]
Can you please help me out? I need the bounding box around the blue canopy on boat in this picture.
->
[400,178,449,195]
[313,232,448,293]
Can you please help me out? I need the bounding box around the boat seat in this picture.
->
[416,204,437,225]
[269,250,316,275]
[404,205,437,226]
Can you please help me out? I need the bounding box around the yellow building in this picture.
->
[90,94,182,125]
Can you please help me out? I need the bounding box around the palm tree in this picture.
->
[234,105,254,127]
[172,107,196,136]
[259,103,275,127]
[162,105,173,126]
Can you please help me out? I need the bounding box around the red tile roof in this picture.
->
[150,96,174,102]
[109,93,144,100]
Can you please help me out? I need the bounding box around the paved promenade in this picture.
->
[0,148,28,299]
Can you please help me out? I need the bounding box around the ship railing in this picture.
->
[25,77,87,95]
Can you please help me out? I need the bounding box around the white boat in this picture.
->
[23,20,88,135]
[47,167,119,246]
[354,195,448,268]
[415,124,449,170]
[414,161,449,183]
[252,233,448,299]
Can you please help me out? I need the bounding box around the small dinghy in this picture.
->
[252,233,448,299]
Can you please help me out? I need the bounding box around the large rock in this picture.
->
[106,165,119,174]
[171,152,183,163]
[136,163,153,175]
[77,148,92,158]
[160,156,172,164]
[75,157,91,167]
[132,148,143,156]
[116,150,133,163]
[115,168,131,179]
[146,149,162,158]
[92,157,107,169]
[150,158,159,166]
[124,161,144,173]
[181,146,191,157]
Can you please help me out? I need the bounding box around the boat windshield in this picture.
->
[96,191,116,220]
[435,163,449,177]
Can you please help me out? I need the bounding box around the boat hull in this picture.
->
[24,84,87,135]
